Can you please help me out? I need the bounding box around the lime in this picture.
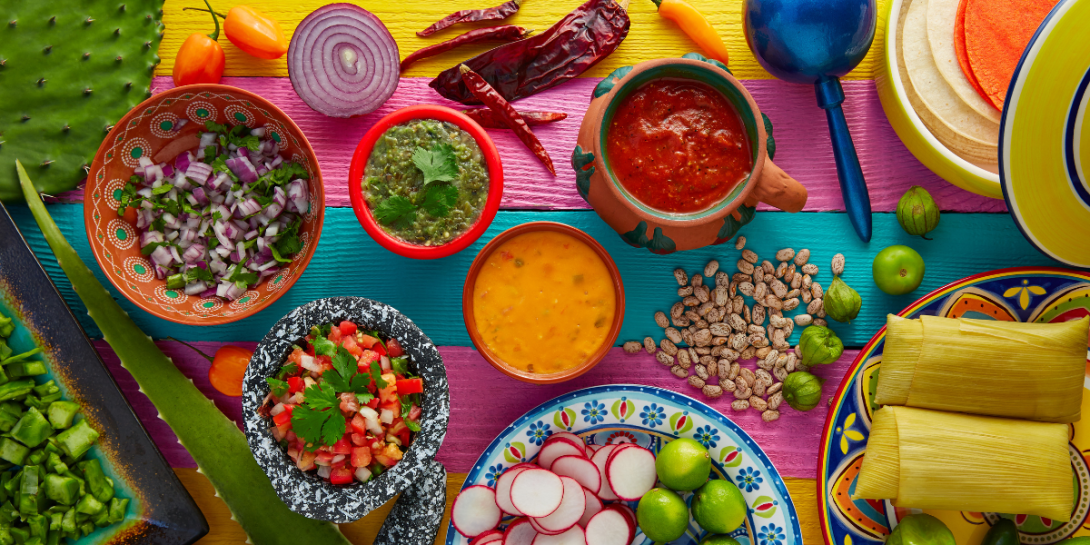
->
[691,479,747,534]
[887,514,954,545]
[701,536,742,545]
[636,488,689,542]
[656,438,712,491]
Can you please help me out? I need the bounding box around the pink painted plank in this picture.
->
[94,341,853,479]
[58,77,1003,213]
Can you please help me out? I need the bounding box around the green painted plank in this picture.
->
[7,205,1058,347]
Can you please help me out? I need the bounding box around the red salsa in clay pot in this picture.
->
[606,79,753,213]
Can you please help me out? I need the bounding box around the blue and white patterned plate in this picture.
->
[446,385,801,545]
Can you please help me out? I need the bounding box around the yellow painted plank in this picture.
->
[158,0,887,80]
[174,468,822,544]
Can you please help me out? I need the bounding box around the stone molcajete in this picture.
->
[573,54,808,254]
[243,297,451,543]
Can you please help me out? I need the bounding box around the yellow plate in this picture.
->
[876,0,1002,199]
[1000,0,1090,268]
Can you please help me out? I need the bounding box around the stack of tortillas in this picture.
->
[895,0,1058,173]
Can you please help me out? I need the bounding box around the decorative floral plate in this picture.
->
[84,84,324,325]
[447,385,802,545]
[818,267,1090,545]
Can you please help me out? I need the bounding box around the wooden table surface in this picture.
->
[6,0,1055,543]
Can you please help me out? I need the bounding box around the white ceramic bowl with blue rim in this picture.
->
[446,384,801,545]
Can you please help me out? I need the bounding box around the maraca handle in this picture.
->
[816,77,873,242]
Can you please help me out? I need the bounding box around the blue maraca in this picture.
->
[743,0,877,242]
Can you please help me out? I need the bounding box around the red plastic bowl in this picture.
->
[348,105,504,259]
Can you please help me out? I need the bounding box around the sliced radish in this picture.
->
[504,518,539,545]
[605,446,657,501]
[604,443,636,468]
[551,455,602,494]
[578,488,604,527]
[496,466,533,516]
[586,444,602,454]
[610,504,636,528]
[545,432,587,455]
[452,485,503,538]
[532,525,586,545]
[471,529,505,545]
[510,469,565,518]
[585,508,634,545]
[534,476,587,534]
[590,445,620,501]
[529,516,564,536]
[537,440,586,470]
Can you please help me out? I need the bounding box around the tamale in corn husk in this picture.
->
[875,315,1088,422]
[853,406,1072,521]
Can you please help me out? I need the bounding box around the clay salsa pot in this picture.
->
[573,55,808,253]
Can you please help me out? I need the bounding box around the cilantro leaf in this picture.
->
[310,332,336,358]
[151,184,174,195]
[320,369,349,392]
[290,383,345,449]
[374,195,417,229]
[331,346,357,383]
[275,362,298,380]
[271,218,303,258]
[269,244,293,264]
[204,120,230,134]
[226,266,258,289]
[405,419,421,432]
[412,144,459,186]
[401,396,421,432]
[349,374,372,394]
[421,183,458,218]
[370,361,388,390]
[266,378,289,397]
[390,357,411,376]
[355,392,375,405]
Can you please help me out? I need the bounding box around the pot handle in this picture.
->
[751,158,807,213]
[374,460,447,545]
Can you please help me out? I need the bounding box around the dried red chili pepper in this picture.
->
[462,109,568,128]
[432,0,630,104]
[401,26,531,72]
[418,0,523,37]
[460,65,556,176]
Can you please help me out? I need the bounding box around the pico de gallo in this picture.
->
[259,320,424,485]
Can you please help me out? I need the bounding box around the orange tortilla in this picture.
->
[964,0,1059,110]
[953,0,992,107]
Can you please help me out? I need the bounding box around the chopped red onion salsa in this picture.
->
[115,121,310,301]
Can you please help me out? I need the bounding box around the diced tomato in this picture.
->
[341,335,363,357]
[287,376,305,394]
[372,342,387,357]
[287,348,306,368]
[273,406,294,427]
[357,334,380,349]
[373,444,404,467]
[329,467,354,485]
[386,338,404,358]
[328,326,343,343]
[378,374,398,404]
[350,415,368,435]
[315,355,334,373]
[315,451,335,466]
[395,378,423,395]
[296,450,317,471]
[331,437,352,456]
[356,350,380,371]
[339,321,358,336]
[351,446,372,468]
[350,433,368,447]
[366,397,380,409]
[389,418,408,436]
[408,405,422,422]
[397,428,411,447]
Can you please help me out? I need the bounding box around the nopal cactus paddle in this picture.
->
[16,161,352,544]
[0,1,164,202]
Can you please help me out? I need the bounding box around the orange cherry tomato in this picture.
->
[207,345,253,397]
[223,6,288,59]
[173,0,226,86]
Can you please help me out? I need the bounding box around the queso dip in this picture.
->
[471,230,616,375]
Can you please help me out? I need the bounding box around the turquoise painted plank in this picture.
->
[7,204,1057,347]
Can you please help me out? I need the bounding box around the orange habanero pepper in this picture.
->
[185,5,288,60]
[651,0,730,65]
[172,0,226,86]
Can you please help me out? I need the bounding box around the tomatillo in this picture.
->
[872,245,925,295]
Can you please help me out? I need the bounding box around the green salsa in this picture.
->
[364,119,490,245]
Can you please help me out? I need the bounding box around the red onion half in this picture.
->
[288,4,400,118]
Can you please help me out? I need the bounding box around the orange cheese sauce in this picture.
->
[472,231,616,375]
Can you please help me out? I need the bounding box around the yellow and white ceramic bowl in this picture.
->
[1000,0,1090,268]
[876,0,1002,199]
